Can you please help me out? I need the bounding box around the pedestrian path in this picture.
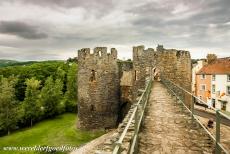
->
[138,82,215,154]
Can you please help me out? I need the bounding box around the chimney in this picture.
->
[206,54,217,64]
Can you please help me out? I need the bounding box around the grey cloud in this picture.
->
[0,0,229,60]
[129,0,230,26]
[16,0,113,8]
[0,21,48,39]
[126,0,230,49]
[1,0,115,17]
[186,0,230,24]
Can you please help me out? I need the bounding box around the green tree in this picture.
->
[64,63,77,112]
[0,61,66,101]
[56,67,66,82]
[0,77,18,135]
[23,78,41,127]
[40,76,63,118]
[54,78,65,114]
[0,75,3,82]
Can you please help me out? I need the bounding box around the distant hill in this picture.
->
[0,59,19,67]
[0,59,65,68]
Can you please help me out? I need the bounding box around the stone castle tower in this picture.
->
[77,45,192,130]
[77,47,120,130]
[132,46,157,100]
[156,46,192,92]
[132,45,191,102]
[156,48,192,107]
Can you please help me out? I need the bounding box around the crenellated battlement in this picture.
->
[78,47,117,63]
[156,44,164,52]
[175,50,190,58]
[158,49,190,59]
[77,44,192,130]
[133,45,155,60]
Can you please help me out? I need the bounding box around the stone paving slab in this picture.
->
[138,82,215,154]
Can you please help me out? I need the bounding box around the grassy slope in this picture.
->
[0,113,104,154]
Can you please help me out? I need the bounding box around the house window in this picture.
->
[212,85,215,93]
[221,101,227,111]
[227,86,230,95]
[201,74,206,79]
[212,99,215,108]
[200,84,206,91]
[212,75,216,81]
[228,75,230,82]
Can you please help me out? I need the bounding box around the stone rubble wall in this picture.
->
[77,45,192,130]
[77,47,120,130]
[132,46,156,102]
[117,61,134,122]
[76,44,193,153]
[156,48,192,107]
[132,45,192,107]
[94,101,139,154]
[157,48,192,92]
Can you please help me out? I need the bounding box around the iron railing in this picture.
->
[112,78,152,154]
[162,78,230,154]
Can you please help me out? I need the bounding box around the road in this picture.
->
[194,109,230,127]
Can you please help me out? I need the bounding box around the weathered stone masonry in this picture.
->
[156,47,192,107]
[118,61,133,120]
[132,46,156,101]
[132,45,192,103]
[157,48,192,92]
[77,47,120,129]
[77,45,192,130]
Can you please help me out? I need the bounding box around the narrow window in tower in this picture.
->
[90,70,96,82]
[90,105,95,111]
[134,70,138,81]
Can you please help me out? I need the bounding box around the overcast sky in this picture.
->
[0,0,229,60]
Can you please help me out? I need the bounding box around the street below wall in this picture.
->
[194,109,230,126]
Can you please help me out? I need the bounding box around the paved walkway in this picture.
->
[138,82,214,154]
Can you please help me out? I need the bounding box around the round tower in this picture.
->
[77,47,120,130]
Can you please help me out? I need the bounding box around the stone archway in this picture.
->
[152,67,161,81]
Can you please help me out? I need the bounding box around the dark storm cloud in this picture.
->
[0,21,48,39]
[127,0,230,49]
[129,0,230,27]
[184,0,230,24]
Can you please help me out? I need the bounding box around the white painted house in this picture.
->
[198,57,230,112]
[211,74,230,112]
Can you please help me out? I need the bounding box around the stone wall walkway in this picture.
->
[138,82,215,154]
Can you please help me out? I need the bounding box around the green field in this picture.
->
[0,113,104,154]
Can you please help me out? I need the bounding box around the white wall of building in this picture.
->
[211,74,230,112]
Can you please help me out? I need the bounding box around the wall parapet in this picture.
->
[78,47,117,63]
